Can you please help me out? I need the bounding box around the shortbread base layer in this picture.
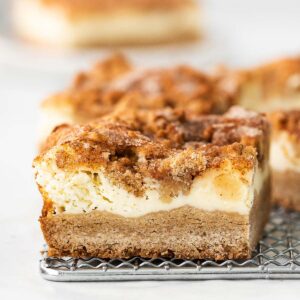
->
[272,170,300,211]
[40,178,270,260]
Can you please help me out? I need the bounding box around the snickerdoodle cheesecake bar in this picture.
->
[39,54,233,142]
[33,107,270,259]
[13,0,200,46]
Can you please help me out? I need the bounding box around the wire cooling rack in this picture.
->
[40,208,300,281]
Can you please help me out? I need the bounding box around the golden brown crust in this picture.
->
[40,207,251,259]
[41,0,197,17]
[36,106,270,199]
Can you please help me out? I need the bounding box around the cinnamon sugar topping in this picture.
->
[43,54,234,123]
[37,107,269,197]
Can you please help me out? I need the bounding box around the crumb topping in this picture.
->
[43,55,234,122]
[72,53,132,90]
[42,53,132,118]
[37,107,269,197]
[269,110,300,140]
[112,66,233,115]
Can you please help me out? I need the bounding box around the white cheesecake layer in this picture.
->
[13,0,200,46]
[34,151,268,217]
[271,132,300,172]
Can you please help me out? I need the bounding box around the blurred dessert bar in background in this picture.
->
[217,57,300,211]
[34,106,270,259]
[39,54,233,142]
[12,0,200,47]
[217,57,300,112]
[269,111,300,211]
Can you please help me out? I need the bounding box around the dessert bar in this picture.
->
[34,107,271,259]
[13,0,200,46]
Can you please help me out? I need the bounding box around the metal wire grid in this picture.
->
[40,208,300,281]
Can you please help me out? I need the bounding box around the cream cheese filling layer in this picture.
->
[271,132,300,173]
[35,156,268,217]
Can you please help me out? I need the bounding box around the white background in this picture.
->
[1,0,300,299]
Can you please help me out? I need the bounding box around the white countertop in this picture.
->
[1,0,300,298]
